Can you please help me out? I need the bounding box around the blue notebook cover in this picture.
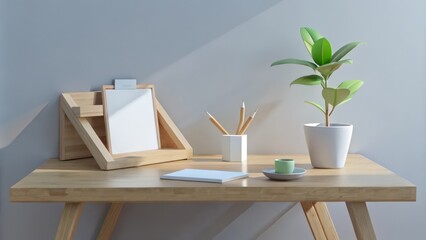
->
[161,169,248,183]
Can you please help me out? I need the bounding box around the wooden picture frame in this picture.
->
[102,84,161,156]
[59,87,192,170]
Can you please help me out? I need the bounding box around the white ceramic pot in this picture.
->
[304,123,353,168]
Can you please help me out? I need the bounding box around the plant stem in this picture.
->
[325,101,329,127]
[324,77,330,127]
[329,106,336,116]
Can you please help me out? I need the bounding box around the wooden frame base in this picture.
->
[59,91,193,170]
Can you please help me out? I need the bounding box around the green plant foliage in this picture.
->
[332,42,365,62]
[316,59,353,79]
[300,27,323,55]
[270,58,318,70]
[305,100,325,114]
[290,75,323,86]
[270,27,364,126]
[311,38,332,65]
[338,80,364,96]
[336,80,364,105]
[322,88,350,107]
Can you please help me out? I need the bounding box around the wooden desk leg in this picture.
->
[301,202,327,240]
[97,202,124,240]
[313,202,339,240]
[301,202,339,240]
[346,202,376,240]
[55,202,84,240]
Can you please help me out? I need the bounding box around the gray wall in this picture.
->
[1,0,425,239]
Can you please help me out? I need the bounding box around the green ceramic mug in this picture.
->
[274,159,295,174]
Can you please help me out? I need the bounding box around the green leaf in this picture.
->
[311,38,332,65]
[300,27,324,55]
[322,88,350,107]
[331,42,365,62]
[305,100,325,114]
[290,75,323,86]
[271,58,318,70]
[336,97,352,106]
[337,80,364,105]
[338,80,364,98]
[316,59,352,79]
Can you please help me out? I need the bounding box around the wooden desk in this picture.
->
[10,154,416,240]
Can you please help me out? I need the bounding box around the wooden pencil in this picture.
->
[238,109,257,135]
[236,101,245,134]
[207,112,229,135]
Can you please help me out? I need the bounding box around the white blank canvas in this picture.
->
[105,89,159,154]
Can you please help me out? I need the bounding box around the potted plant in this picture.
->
[271,27,364,168]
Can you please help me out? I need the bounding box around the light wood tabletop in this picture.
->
[9,154,416,240]
[10,154,415,202]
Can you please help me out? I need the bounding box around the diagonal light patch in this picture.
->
[255,203,298,239]
[146,0,285,129]
[256,203,314,240]
[194,202,254,240]
[0,102,48,149]
[213,202,297,240]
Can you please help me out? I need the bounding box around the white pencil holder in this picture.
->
[222,135,247,162]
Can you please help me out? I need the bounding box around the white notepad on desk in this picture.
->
[161,169,248,183]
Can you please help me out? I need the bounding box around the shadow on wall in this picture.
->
[0,102,48,149]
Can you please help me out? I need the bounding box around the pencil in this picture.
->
[238,109,258,135]
[207,112,229,135]
[236,101,245,134]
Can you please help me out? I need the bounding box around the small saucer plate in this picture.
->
[262,168,306,181]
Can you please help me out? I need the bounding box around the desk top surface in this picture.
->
[10,154,416,202]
